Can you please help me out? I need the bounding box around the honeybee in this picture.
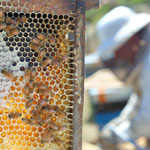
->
[6,18,17,26]
[33,82,40,88]
[24,85,30,99]
[36,115,43,123]
[52,59,61,67]
[0,22,6,30]
[25,98,34,109]
[36,33,47,43]
[30,117,37,125]
[37,88,51,95]
[5,24,15,32]
[55,108,66,118]
[48,121,58,130]
[22,118,33,125]
[24,68,31,82]
[30,68,36,81]
[32,37,43,46]
[8,112,22,119]
[17,16,27,26]
[31,110,37,117]
[41,133,54,143]
[41,58,53,67]
[61,55,69,63]
[53,139,65,145]
[48,35,56,45]
[29,43,40,52]
[58,125,67,131]
[41,105,50,110]
[7,28,20,37]
[41,106,55,114]
[0,7,5,19]
[37,50,45,62]
[58,111,67,118]
[36,100,45,110]
[39,106,51,115]
[44,116,53,125]
[1,70,14,81]
[28,81,34,92]
[0,17,4,22]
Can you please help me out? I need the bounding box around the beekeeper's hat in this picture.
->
[96,6,150,60]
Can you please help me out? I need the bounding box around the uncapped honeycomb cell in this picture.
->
[0,2,76,150]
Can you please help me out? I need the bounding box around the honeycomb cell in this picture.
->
[59,89,65,95]
[20,125,25,130]
[9,125,14,130]
[36,77,41,82]
[16,108,22,114]
[12,120,16,124]
[9,98,15,103]
[33,132,39,137]
[1,132,6,137]
[3,96,7,101]
[26,126,30,131]
[51,116,56,122]
[37,128,42,133]
[19,103,24,109]
[31,126,37,132]
[28,132,32,136]
[56,100,62,105]
[0,121,5,126]
[25,141,31,147]
[23,130,27,136]
[17,87,21,92]
[12,103,18,108]
[1,144,5,149]
[15,125,19,130]
[10,86,15,91]
[2,115,8,120]
[17,119,22,124]
[30,136,35,142]
[19,76,23,82]
[15,135,19,140]
[54,94,60,100]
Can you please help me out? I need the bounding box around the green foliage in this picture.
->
[86,0,150,24]
[117,0,150,5]
[86,4,114,24]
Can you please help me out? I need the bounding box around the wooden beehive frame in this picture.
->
[0,0,99,149]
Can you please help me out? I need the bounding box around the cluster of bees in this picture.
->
[0,7,27,36]
[29,31,69,68]
[0,7,71,145]
[3,67,67,144]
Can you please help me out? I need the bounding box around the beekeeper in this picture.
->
[93,6,150,149]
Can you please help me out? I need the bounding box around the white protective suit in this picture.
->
[97,6,150,149]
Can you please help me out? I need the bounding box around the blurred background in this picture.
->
[83,0,150,150]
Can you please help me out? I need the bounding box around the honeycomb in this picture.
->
[0,1,76,150]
